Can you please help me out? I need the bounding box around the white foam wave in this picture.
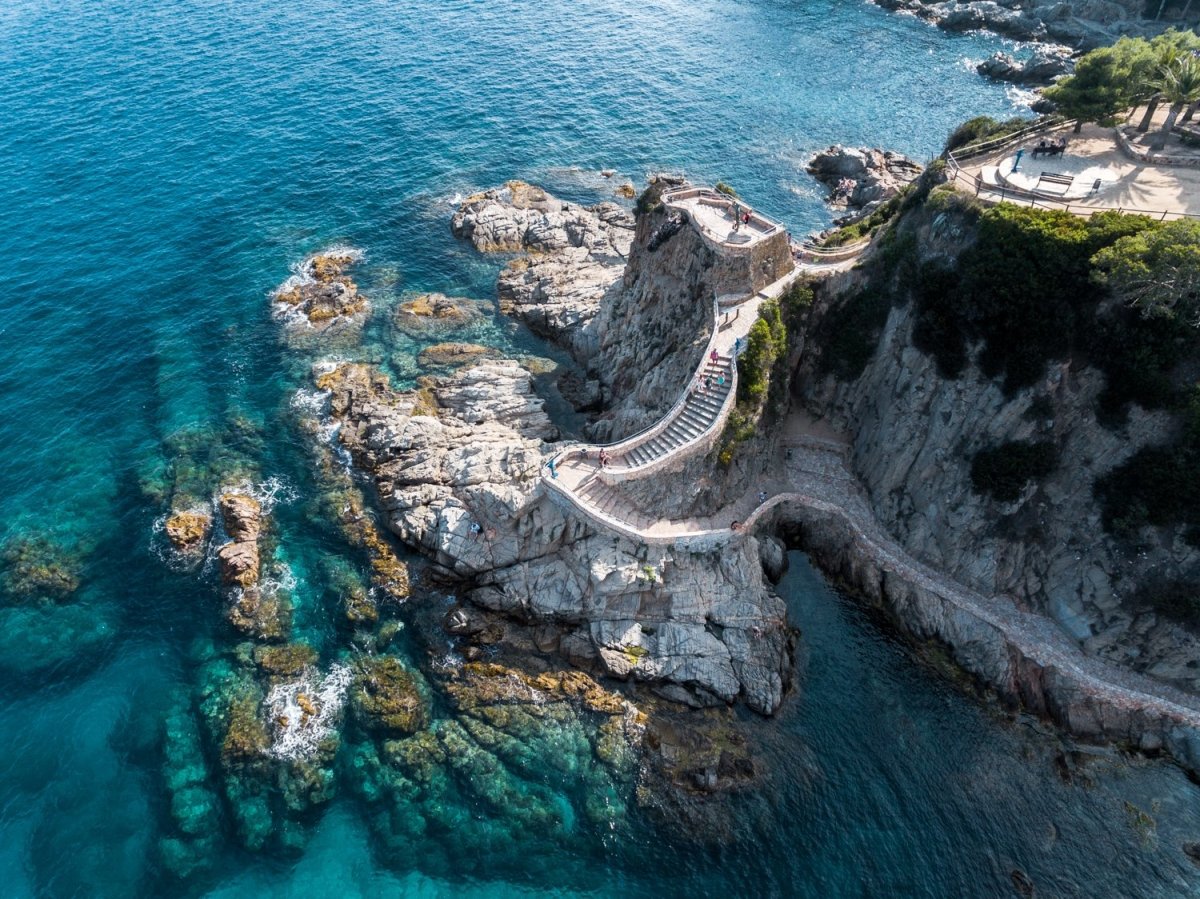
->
[265,664,353,761]
[259,561,297,598]
[270,245,364,300]
[218,475,298,513]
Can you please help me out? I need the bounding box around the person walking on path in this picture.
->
[710,349,719,365]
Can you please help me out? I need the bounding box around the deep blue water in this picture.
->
[2,0,1198,895]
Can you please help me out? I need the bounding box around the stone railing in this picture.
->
[540,469,738,551]
[661,186,782,254]
[591,298,724,473]
[599,355,739,485]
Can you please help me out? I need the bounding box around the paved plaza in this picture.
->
[953,122,1200,219]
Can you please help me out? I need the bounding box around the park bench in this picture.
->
[1036,172,1074,195]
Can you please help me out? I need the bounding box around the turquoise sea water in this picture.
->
[3,0,1199,895]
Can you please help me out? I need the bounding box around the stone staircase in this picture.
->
[610,354,733,472]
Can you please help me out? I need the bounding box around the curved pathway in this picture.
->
[538,183,1200,756]
[546,410,1200,743]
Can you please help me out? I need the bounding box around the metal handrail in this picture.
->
[966,171,1200,220]
[945,117,1067,174]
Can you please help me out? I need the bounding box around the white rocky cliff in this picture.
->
[316,185,800,713]
[795,199,1200,699]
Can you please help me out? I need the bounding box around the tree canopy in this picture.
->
[1043,30,1200,127]
[1092,219,1200,326]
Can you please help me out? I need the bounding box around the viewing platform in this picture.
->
[948,121,1200,220]
[660,184,796,295]
[662,186,784,249]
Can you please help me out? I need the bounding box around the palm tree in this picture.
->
[1154,56,1200,147]
[1138,46,1183,132]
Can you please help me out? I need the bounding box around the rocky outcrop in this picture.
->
[451,181,635,369]
[272,252,369,329]
[807,147,922,217]
[453,180,790,441]
[217,493,262,588]
[317,358,794,713]
[976,46,1074,85]
[165,511,211,555]
[872,0,1194,49]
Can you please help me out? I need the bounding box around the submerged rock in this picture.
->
[416,341,502,370]
[0,534,83,603]
[350,654,427,734]
[393,292,488,338]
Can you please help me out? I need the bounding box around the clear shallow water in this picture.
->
[2,0,1196,895]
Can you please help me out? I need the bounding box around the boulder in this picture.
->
[219,493,262,543]
[977,47,1073,84]
[217,540,260,589]
[807,146,922,214]
[164,511,211,554]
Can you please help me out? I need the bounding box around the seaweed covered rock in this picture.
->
[164,511,212,555]
[254,642,318,679]
[350,655,427,734]
[273,252,369,329]
[157,698,221,879]
[393,292,488,338]
[416,342,501,371]
[0,534,82,603]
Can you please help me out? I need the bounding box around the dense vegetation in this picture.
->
[1043,30,1200,133]
[944,115,1035,153]
[1096,388,1200,543]
[970,440,1059,502]
[823,178,1200,539]
[909,204,1188,394]
[717,281,812,465]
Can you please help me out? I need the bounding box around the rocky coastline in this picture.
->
[872,0,1196,50]
[312,173,1200,782]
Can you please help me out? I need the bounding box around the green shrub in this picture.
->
[818,286,891,379]
[912,261,968,378]
[635,181,666,217]
[1135,579,1200,627]
[715,181,738,198]
[909,206,1162,394]
[944,116,1033,153]
[970,440,1059,501]
[717,282,814,465]
[1096,440,1200,532]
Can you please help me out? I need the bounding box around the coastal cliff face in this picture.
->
[452,181,787,442]
[796,196,1200,696]
[873,0,1197,48]
[318,359,792,714]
